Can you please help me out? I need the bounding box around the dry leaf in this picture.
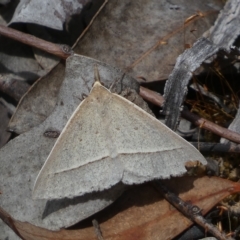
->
[0,56,140,237]
[1,176,240,240]
[8,1,222,133]
[8,62,66,134]
[0,99,12,148]
[9,0,90,30]
[7,0,107,134]
[75,0,223,81]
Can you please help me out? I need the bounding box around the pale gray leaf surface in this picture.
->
[75,0,223,81]
[33,81,207,200]
[0,223,21,240]
[0,55,137,237]
[163,0,240,130]
[9,0,90,30]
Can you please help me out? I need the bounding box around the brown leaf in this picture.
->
[8,62,65,134]
[1,176,240,240]
[75,0,223,81]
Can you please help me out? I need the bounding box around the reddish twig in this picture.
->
[181,110,240,144]
[0,24,73,59]
[140,86,240,144]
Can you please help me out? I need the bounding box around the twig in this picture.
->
[92,219,105,240]
[181,110,240,144]
[190,142,240,153]
[154,181,234,240]
[0,24,73,59]
[140,86,240,144]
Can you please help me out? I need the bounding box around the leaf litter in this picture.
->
[0,55,141,235]
[1,176,240,240]
[8,0,222,133]
[0,0,240,240]
[32,74,206,200]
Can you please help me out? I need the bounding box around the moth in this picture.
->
[33,69,206,200]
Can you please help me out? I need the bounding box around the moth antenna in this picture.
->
[94,65,101,83]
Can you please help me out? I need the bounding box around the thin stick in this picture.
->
[154,181,234,240]
[140,86,240,144]
[0,1,109,59]
[0,24,72,59]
